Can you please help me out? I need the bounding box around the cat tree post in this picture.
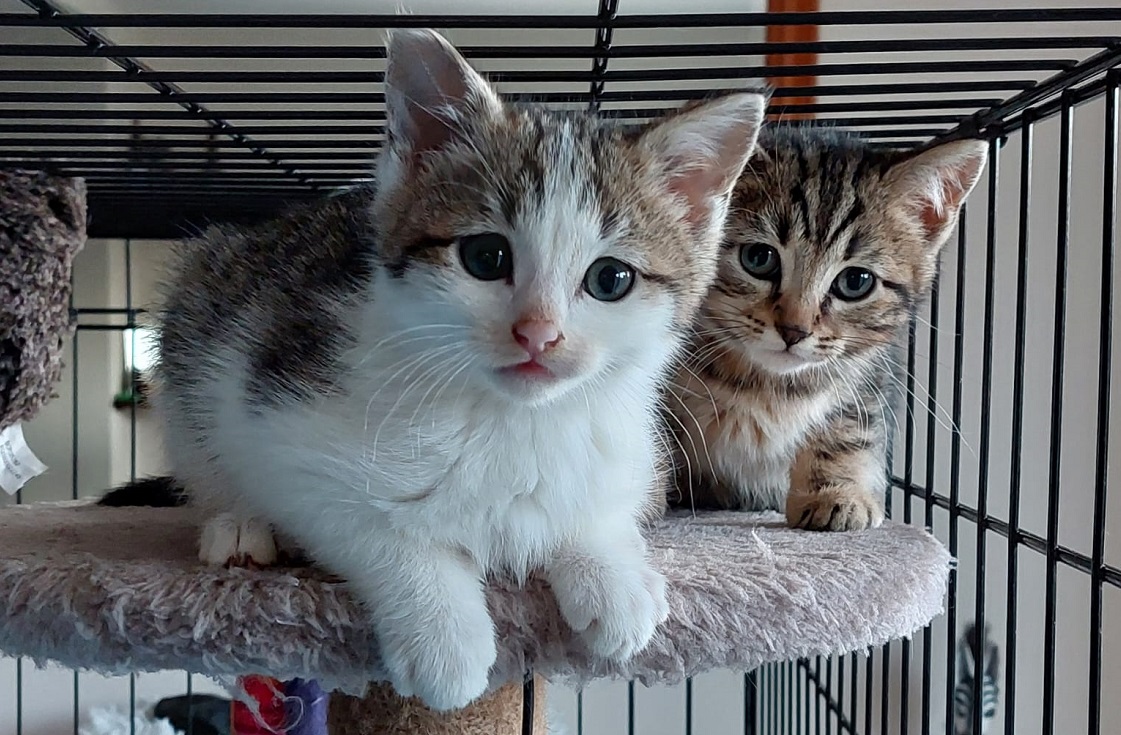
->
[0,502,952,734]
[327,678,546,735]
[0,169,87,432]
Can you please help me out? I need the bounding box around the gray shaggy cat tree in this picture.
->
[0,169,86,432]
[0,501,951,734]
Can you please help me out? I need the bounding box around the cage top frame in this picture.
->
[2,0,1121,238]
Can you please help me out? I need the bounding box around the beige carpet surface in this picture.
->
[0,501,950,694]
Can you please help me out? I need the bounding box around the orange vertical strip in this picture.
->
[766,0,820,121]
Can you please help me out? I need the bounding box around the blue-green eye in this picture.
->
[459,233,512,281]
[583,257,635,302]
[832,267,876,301]
[740,243,781,280]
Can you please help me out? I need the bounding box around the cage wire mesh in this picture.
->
[1,1,1120,734]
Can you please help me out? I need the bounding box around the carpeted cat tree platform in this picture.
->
[0,501,952,733]
[0,169,953,733]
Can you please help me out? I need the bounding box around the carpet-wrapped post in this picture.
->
[0,169,87,431]
[327,678,546,735]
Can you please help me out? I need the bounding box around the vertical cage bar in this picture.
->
[784,658,793,730]
[627,681,634,735]
[803,660,809,733]
[186,672,193,735]
[770,665,776,735]
[879,644,891,735]
[685,677,693,735]
[793,661,799,735]
[745,670,758,735]
[796,659,803,735]
[817,658,827,735]
[945,203,969,734]
[1004,113,1033,735]
[759,667,766,735]
[838,656,846,735]
[71,312,79,735]
[1041,94,1073,735]
[921,252,943,735]
[864,650,873,735]
[825,657,834,735]
[775,662,781,735]
[577,688,584,735]
[125,239,138,735]
[900,177,922,735]
[972,136,1001,735]
[1087,74,1117,735]
[809,658,816,733]
[900,632,910,734]
[850,653,859,735]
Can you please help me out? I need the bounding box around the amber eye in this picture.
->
[459,233,512,281]
[740,243,781,280]
[832,267,877,301]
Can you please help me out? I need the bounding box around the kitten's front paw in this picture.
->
[787,487,884,532]
[198,513,278,567]
[550,558,669,661]
[378,609,497,711]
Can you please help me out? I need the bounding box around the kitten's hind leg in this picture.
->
[198,512,278,568]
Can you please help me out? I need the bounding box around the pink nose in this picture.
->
[512,319,563,357]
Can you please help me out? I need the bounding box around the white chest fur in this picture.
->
[201,339,657,578]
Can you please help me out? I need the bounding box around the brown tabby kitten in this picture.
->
[668,127,987,531]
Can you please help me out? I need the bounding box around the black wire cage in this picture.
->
[1,1,1120,734]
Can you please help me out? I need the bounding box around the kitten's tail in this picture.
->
[97,475,187,507]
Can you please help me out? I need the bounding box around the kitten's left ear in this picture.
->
[639,92,767,231]
[886,138,988,247]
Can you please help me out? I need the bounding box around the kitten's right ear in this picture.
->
[639,92,767,231]
[383,29,503,157]
[885,138,988,247]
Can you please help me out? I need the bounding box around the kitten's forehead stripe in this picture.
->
[833,199,865,255]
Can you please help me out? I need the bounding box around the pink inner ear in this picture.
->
[400,69,471,155]
[918,168,971,238]
[407,102,458,155]
[668,166,723,228]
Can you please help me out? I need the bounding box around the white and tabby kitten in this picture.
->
[669,128,986,530]
[153,30,765,711]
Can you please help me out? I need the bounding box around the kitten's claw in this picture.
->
[199,513,278,567]
[549,557,668,661]
[787,487,884,532]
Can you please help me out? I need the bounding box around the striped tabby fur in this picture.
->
[668,127,987,530]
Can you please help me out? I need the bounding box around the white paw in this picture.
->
[198,513,277,567]
[378,609,497,711]
[550,558,669,661]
